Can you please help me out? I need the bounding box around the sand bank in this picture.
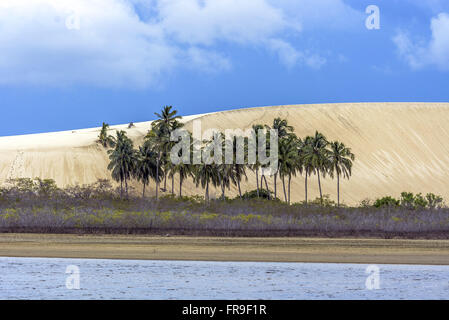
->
[1,233,449,265]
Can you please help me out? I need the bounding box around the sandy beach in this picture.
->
[1,233,449,265]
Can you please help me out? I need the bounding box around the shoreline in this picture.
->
[1,233,449,265]
[2,228,449,240]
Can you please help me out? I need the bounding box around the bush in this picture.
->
[308,194,338,207]
[375,192,444,210]
[359,198,372,208]
[373,196,400,208]
[241,189,273,200]
[426,193,444,210]
[400,192,428,210]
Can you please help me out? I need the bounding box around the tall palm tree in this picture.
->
[328,141,355,207]
[231,136,248,198]
[173,161,192,197]
[268,118,294,199]
[152,105,183,135]
[250,124,264,198]
[152,106,183,192]
[299,136,313,204]
[107,130,136,199]
[135,140,161,198]
[205,132,232,200]
[145,128,167,200]
[193,162,219,202]
[278,134,299,204]
[258,126,273,200]
[271,117,294,138]
[173,131,196,198]
[98,122,115,148]
[302,131,329,205]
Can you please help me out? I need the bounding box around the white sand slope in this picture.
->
[1,103,449,205]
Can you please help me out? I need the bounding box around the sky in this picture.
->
[0,0,449,136]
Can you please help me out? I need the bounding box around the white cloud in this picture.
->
[0,0,359,87]
[185,47,231,73]
[393,12,449,71]
[268,39,326,69]
[268,0,363,30]
[156,0,298,45]
[0,0,178,87]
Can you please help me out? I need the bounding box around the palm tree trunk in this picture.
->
[156,154,160,200]
[179,175,183,198]
[125,177,128,199]
[305,172,308,204]
[171,175,174,194]
[317,170,323,205]
[237,179,242,198]
[274,173,277,199]
[337,173,340,207]
[120,179,123,199]
[205,180,209,202]
[282,175,287,202]
[142,182,146,198]
[263,175,270,200]
[288,173,291,205]
[256,168,259,198]
[260,174,263,191]
[221,181,225,200]
[163,173,167,191]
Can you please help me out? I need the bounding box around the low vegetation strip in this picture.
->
[0,178,448,239]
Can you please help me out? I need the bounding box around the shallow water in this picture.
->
[0,257,448,299]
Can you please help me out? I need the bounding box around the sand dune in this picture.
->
[1,102,449,205]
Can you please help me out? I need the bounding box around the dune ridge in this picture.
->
[1,102,449,205]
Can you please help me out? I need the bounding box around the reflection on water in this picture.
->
[0,257,448,299]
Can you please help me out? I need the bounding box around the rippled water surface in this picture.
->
[0,257,448,299]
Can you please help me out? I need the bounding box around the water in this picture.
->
[0,257,448,299]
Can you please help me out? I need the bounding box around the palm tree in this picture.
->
[205,132,232,200]
[231,136,248,198]
[193,162,219,202]
[98,122,115,148]
[107,130,136,199]
[173,131,196,198]
[268,118,294,199]
[152,105,183,136]
[135,140,161,198]
[278,134,299,203]
[302,131,329,205]
[152,106,183,192]
[249,124,264,198]
[258,125,273,200]
[145,128,167,200]
[173,161,192,197]
[299,136,313,204]
[328,141,355,207]
[271,117,294,138]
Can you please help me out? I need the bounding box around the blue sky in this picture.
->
[1,0,449,136]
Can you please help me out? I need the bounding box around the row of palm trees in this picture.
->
[100,106,355,206]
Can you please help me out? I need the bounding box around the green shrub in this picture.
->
[400,192,415,209]
[400,192,428,210]
[373,196,400,208]
[413,193,428,209]
[376,192,442,210]
[426,193,444,210]
[309,194,337,207]
[241,189,273,200]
